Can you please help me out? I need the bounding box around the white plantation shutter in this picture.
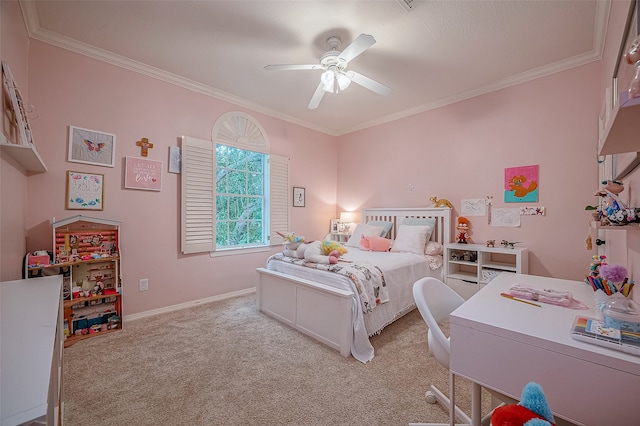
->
[181,136,215,254]
[270,154,288,245]
[180,136,289,254]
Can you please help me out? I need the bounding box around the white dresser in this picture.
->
[1,275,63,426]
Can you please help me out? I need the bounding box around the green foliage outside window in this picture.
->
[215,144,267,248]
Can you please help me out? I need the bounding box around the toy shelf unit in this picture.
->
[444,243,528,299]
[31,215,124,347]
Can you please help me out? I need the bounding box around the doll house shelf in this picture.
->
[27,215,123,347]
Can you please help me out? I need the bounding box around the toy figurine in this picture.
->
[429,196,453,209]
[456,216,472,244]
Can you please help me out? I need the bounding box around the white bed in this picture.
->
[256,207,451,362]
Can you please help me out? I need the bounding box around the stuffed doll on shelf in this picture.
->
[456,216,472,244]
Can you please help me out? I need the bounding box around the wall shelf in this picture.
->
[0,138,47,175]
[591,221,640,230]
[599,93,640,156]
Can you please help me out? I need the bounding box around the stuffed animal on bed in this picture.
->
[276,231,306,257]
[490,382,556,426]
[303,240,347,264]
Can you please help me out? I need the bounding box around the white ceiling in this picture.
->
[22,0,609,136]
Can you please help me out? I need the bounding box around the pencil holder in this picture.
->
[603,296,640,333]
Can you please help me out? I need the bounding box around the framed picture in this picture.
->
[125,156,163,191]
[66,171,104,210]
[330,219,339,233]
[1,61,32,146]
[68,126,116,167]
[293,187,305,207]
[168,146,181,173]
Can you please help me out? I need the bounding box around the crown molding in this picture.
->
[19,0,610,137]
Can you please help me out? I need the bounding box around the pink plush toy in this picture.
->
[359,235,391,252]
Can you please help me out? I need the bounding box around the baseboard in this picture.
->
[124,287,256,322]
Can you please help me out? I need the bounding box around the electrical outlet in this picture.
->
[139,278,149,291]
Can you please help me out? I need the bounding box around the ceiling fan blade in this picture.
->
[348,71,392,96]
[307,82,326,110]
[264,64,323,71]
[337,34,376,63]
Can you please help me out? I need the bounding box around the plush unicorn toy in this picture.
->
[276,231,306,257]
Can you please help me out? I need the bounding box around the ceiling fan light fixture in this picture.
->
[321,69,335,92]
[336,72,351,91]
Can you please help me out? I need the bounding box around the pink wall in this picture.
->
[0,0,30,280]
[3,0,639,313]
[337,63,600,282]
[20,41,337,315]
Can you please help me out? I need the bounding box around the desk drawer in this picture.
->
[446,277,483,300]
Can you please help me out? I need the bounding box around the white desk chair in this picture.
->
[410,277,472,426]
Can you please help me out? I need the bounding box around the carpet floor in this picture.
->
[63,292,488,425]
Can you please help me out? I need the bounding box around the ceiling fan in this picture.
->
[264,34,392,110]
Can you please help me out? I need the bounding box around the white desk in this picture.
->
[1,276,63,426]
[450,273,640,426]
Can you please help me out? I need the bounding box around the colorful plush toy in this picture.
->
[303,240,347,264]
[491,382,556,426]
[276,231,306,257]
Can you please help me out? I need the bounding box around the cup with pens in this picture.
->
[586,262,637,325]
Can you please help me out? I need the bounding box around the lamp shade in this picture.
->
[321,69,335,92]
[340,211,355,223]
[336,72,351,91]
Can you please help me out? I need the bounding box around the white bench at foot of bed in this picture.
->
[256,267,354,357]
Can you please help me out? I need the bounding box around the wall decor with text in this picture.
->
[66,171,104,210]
[125,157,162,191]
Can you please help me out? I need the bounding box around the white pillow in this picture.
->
[391,225,431,255]
[345,224,385,247]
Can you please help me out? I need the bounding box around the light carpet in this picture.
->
[63,292,489,425]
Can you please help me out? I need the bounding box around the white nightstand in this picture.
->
[328,232,351,243]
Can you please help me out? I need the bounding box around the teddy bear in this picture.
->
[490,381,556,426]
[303,240,347,264]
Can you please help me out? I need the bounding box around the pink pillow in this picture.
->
[359,235,391,252]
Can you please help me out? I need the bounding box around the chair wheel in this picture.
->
[425,391,437,404]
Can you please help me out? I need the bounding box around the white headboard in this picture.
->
[362,207,452,245]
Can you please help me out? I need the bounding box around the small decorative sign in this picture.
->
[66,171,104,210]
[125,157,162,191]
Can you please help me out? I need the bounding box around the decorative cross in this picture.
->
[136,138,153,157]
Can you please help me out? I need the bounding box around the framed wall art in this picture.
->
[66,171,104,210]
[125,156,163,191]
[293,187,305,207]
[168,146,181,173]
[68,125,116,167]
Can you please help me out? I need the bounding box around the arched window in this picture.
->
[181,112,288,254]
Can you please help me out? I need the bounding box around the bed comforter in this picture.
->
[266,247,441,362]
